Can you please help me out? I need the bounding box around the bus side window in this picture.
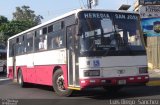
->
[16,35,26,55]
[37,27,48,51]
[52,35,61,48]
[47,21,65,50]
[38,35,47,50]
[26,32,34,53]
[39,37,44,49]
[26,38,33,53]
[44,36,47,49]
[9,39,15,57]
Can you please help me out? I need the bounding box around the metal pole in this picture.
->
[88,0,92,9]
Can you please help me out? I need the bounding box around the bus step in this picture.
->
[68,86,81,90]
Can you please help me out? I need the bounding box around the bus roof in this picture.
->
[8,9,138,40]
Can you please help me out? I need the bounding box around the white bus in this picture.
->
[7,9,149,96]
[0,44,7,73]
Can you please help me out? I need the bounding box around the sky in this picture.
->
[0,0,135,23]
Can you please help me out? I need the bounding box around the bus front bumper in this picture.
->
[80,75,149,89]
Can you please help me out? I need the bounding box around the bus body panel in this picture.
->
[79,56,147,69]
[7,49,68,87]
[8,49,66,67]
[8,64,68,86]
[8,66,14,79]
[79,75,149,88]
[79,56,149,88]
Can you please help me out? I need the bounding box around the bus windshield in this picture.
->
[78,11,146,56]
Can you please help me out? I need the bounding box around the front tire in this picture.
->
[53,69,73,96]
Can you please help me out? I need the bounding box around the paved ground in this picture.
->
[1,81,160,105]
[1,70,160,105]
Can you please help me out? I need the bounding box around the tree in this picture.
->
[0,16,8,26]
[0,20,36,37]
[0,16,9,45]
[13,5,43,25]
[0,32,7,44]
[0,5,43,45]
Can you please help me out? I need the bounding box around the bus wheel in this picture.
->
[18,70,26,87]
[53,69,73,97]
[103,86,123,93]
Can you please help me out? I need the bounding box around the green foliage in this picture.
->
[0,5,43,45]
[0,16,8,25]
[0,16,9,45]
[0,20,36,37]
[13,5,43,25]
[0,32,7,45]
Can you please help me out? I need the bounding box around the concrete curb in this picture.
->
[0,78,10,81]
[146,80,160,86]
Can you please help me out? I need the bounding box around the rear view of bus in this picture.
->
[77,10,149,90]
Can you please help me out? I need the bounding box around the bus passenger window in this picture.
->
[39,37,44,49]
[39,36,47,50]
[52,36,61,48]
[44,35,47,49]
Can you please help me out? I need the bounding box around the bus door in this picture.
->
[67,25,80,87]
[12,44,17,79]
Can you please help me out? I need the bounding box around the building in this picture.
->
[134,0,160,69]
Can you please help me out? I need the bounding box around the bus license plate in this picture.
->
[118,80,126,85]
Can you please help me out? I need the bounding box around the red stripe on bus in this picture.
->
[8,64,68,87]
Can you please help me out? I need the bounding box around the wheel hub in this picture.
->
[57,75,65,91]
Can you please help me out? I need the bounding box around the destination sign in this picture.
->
[115,14,138,20]
[83,13,110,19]
[139,0,160,5]
[79,12,138,20]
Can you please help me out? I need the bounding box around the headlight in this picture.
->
[139,67,148,74]
[84,70,100,77]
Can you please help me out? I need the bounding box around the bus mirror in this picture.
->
[77,27,82,36]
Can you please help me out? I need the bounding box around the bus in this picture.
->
[0,44,7,74]
[153,21,160,33]
[7,9,149,96]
